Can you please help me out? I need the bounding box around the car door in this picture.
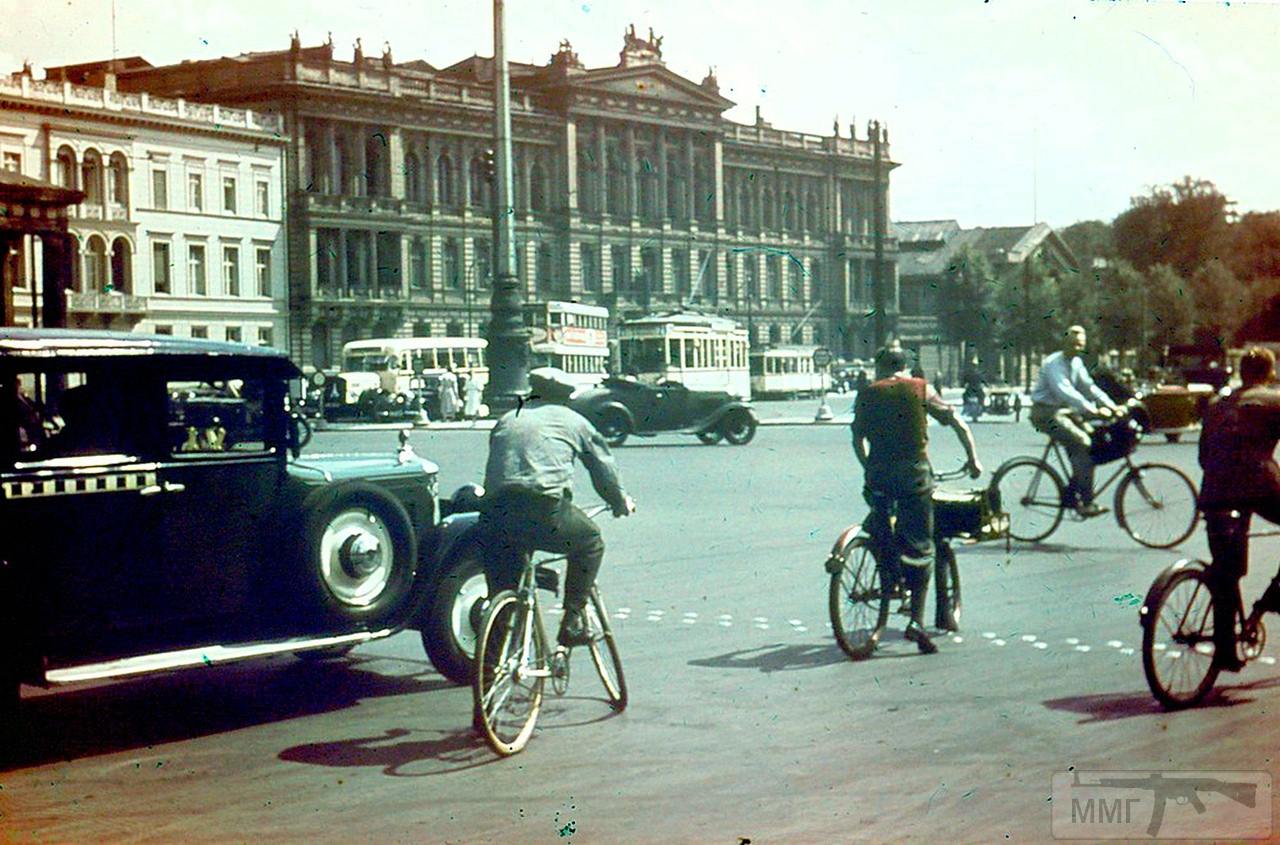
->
[1,366,167,663]
[151,376,285,642]
[652,381,692,429]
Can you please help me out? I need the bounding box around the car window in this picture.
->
[166,379,272,456]
[3,369,143,467]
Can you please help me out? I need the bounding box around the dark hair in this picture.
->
[1240,346,1276,386]
[874,347,908,378]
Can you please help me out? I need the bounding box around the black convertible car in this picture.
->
[571,378,758,446]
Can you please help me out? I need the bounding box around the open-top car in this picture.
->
[571,376,758,446]
[0,329,490,751]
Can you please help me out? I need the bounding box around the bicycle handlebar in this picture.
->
[933,467,973,483]
[582,503,614,520]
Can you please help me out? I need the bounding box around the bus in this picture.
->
[333,337,489,415]
[524,301,611,389]
[749,345,832,398]
[618,311,750,398]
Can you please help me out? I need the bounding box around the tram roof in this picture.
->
[620,311,744,332]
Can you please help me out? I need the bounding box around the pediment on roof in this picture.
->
[571,65,733,111]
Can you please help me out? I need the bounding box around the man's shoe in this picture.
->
[904,623,939,655]
[1216,643,1246,673]
[1075,502,1109,520]
[557,609,593,648]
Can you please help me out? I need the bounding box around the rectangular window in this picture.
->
[255,247,271,297]
[187,172,203,211]
[223,245,240,296]
[580,244,598,292]
[222,176,237,214]
[152,169,168,209]
[225,326,242,343]
[154,324,173,335]
[166,377,269,455]
[258,326,274,347]
[190,326,208,339]
[611,245,629,292]
[2,152,20,172]
[152,242,172,294]
[409,239,427,290]
[256,181,269,216]
[188,244,207,295]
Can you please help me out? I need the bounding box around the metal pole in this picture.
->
[483,0,529,412]
[871,120,886,350]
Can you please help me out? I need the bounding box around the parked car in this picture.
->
[0,329,489,751]
[571,376,758,446]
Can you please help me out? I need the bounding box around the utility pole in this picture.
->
[871,120,886,350]
[483,0,529,413]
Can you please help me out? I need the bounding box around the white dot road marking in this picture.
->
[1259,656,1277,665]
[681,617,698,624]
[788,619,804,627]
[1167,651,1183,660]
[1020,635,1037,643]
[617,607,631,614]
[718,620,733,627]
[683,611,698,618]
[1065,637,1081,645]
[951,636,964,644]
[1153,643,1167,651]
[794,626,809,634]
[718,613,733,621]
[992,639,1007,647]
[613,613,629,620]
[648,609,665,616]
[753,616,769,624]
[1074,645,1092,653]
[1033,642,1049,650]
[1107,640,1124,648]
[754,623,770,630]
[981,631,997,639]
[1119,648,1136,656]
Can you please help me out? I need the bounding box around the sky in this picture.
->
[4,0,1278,230]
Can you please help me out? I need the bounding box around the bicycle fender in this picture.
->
[1139,558,1211,628]
[828,523,866,561]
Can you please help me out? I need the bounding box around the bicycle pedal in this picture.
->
[535,565,560,595]
[550,649,571,696]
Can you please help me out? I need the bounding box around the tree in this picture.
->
[936,246,997,372]
[1112,177,1233,278]
[1190,260,1248,344]
[993,254,1058,386]
[1059,220,1115,267]
[1230,211,1280,283]
[1145,264,1196,350]
[1092,260,1147,362]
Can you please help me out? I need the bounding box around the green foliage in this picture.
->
[936,246,996,350]
[1230,212,1280,283]
[1145,264,1196,349]
[1113,177,1232,278]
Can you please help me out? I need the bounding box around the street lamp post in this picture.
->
[483,0,529,413]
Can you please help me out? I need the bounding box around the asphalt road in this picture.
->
[4,409,1279,843]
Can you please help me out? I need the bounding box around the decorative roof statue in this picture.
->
[289,30,301,54]
[382,41,394,69]
[354,37,363,65]
[549,38,584,72]
[620,23,665,67]
[700,66,719,93]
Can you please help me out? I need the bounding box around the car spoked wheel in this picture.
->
[320,509,396,606]
[598,409,630,447]
[424,550,488,685]
[720,411,757,446]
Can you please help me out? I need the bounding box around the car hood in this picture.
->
[288,451,440,484]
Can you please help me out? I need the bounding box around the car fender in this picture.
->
[430,511,484,582]
[592,401,636,430]
[696,401,757,432]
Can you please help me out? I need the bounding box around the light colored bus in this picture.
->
[524,301,610,389]
[338,337,489,403]
[749,345,832,398]
[618,311,750,398]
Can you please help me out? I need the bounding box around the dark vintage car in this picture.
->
[571,377,758,446]
[0,329,490,750]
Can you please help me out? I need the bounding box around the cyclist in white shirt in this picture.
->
[1029,325,1119,518]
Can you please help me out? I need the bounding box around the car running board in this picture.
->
[43,629,393,685]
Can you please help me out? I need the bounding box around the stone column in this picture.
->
[596,124,608,216]
[564,119,578,212]
[424,134,437,208]
[685,133,696,221]
[625,125,637,220]
[353,126,367,197]
[656,130,668,221]
[713,137,725,224]
[461,140,473,208]
[308,229,320,297]
[324,121,338,194]
[388,127,405,199]
[368,230,379,293]
[337,229,348,296]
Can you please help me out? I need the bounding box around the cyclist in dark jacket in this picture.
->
[851,347,981,654]
[1199,347,1280,671]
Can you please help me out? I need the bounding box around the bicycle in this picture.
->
[472,504,627,756]
[990,404,1199,548]
[1139,516,1280,709]
[826,467,1008,660]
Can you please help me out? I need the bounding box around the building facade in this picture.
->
[104,28,898,368]
[0,66,288,346]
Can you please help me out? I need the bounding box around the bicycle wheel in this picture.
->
[991,458,1065,542]
[828,537,889,660]
[1116,463,1199,549]
[473,591,547,756]
[935,548,962,631]
[585,588,628,711]
[1141,564,1220,709]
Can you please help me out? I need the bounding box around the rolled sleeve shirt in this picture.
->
[1030,351,1114,415]
[484,401,628,513]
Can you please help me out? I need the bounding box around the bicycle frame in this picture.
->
[1038,438,1133,501]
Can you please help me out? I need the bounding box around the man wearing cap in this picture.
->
[851,346,982,654]
[481,367,635,646]
[1029,324,1119,517]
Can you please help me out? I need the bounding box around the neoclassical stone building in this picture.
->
[102,27,899,368]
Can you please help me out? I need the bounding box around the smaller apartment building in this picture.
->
[0,64,288,347]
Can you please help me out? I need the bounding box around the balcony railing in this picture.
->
[66,291,149,314]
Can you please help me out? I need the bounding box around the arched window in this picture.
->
[769,324,782,345]
[55,146,76,189]
[436,153,455,208]
[108,152,129,210]
[442,237,460,288]
[412,320,432,337]
[311,323,332,369]
[110,237,132,294]
[762,188,776,231]
[374,316,399,338]
[446,320,464,337]
[666,158,685,220]
[84,235,108,292]
[68,234,81,291]
[809,260,822,302]
[529,161,548,213]
[81,149,104,206]
[767,254,782,300]
[738,183,753,230]
[783,191,797,232]
[577,146,596,214]
[606,144,627,217]
[695,159,713,222]
[334,134,354,195]
[468,155,491,210]
[636,152,657,222]
[365,132,388,197]
[340,322,361,349]
[536,242,554,291]
[806,191,822,232]
[405,152,421,204]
